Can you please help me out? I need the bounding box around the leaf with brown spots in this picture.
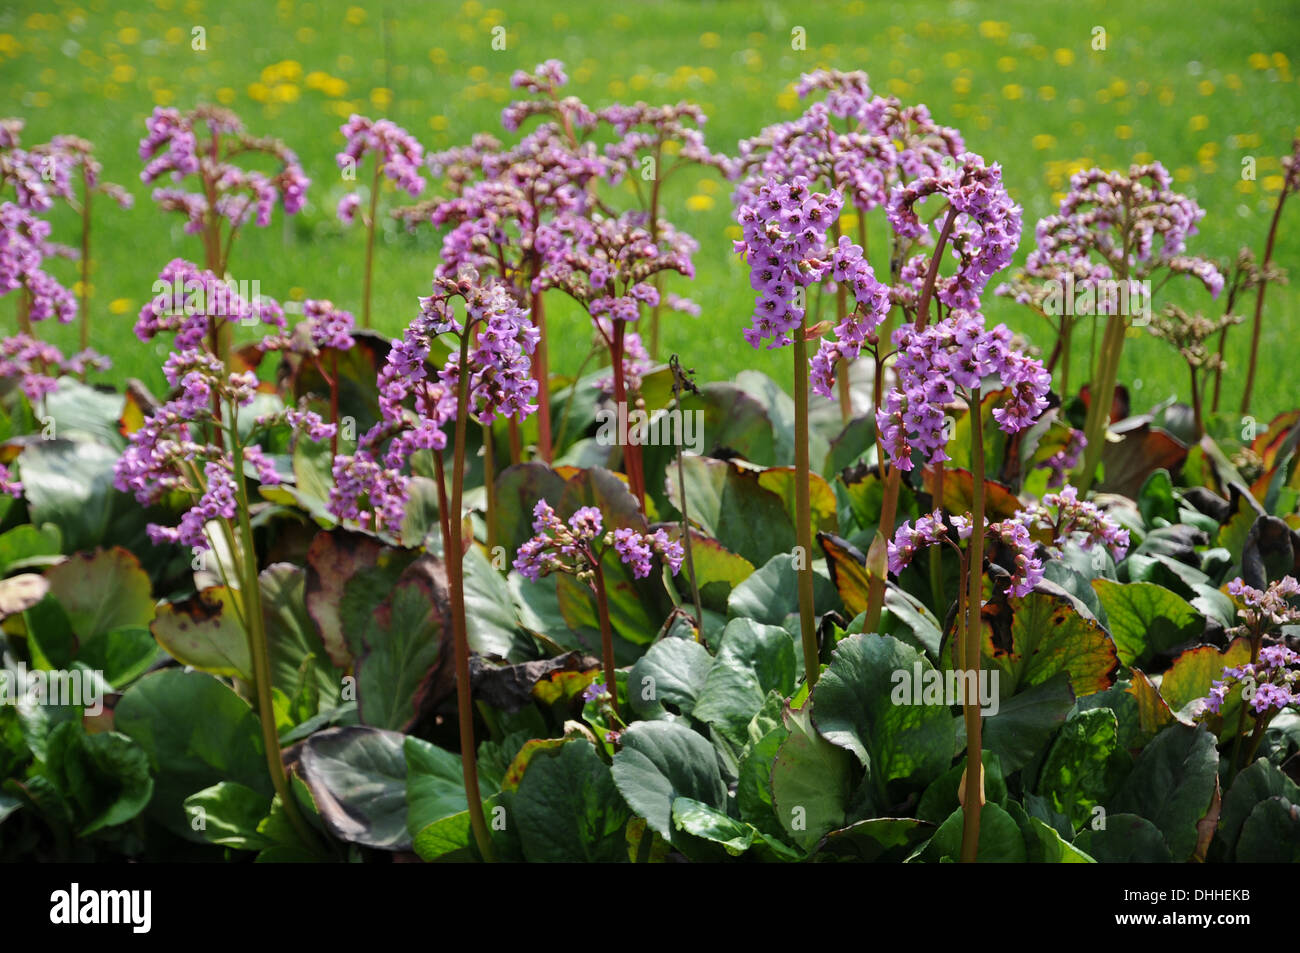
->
[981,591,1119,699]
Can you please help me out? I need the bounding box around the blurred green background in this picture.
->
[3,0,1298,422]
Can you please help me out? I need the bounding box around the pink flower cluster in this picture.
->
[329,271,538,534]
[887,509,1042,597]
[877,310,1051,471]
[336,114,426,222]
[513,499,684,582]
[139,105,310,232]
[135,258,285,349]
[1202,644,1299,717]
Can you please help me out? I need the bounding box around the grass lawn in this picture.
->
[5,0,1299,423]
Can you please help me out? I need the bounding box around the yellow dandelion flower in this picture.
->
[111,63,135,83]
[777,90,798,111]
[1198,80,1215,96]
[1189,114,1209,131]
[1115,125,1132,140]
[247,82,270,103]
[1158,86,1175,106]
[345,6,366,26]
[1273,52,1290,69]
[1248,52,1270,70]
[1038,85,1056,101]
[296,27,316,43]
[1264,174,1285,191]
[952,76,971,94]
[216,86,236,104]
[1235,179,1256,194]
[997,56,1016,72]
[1174,166,1194,182]
[429,115,449,131]
[1032,134,1056,150]
[942,51,961,69]
[118,26,140,44]
[978,20,1009,40]
[1226,73,1242,90]
[700,31,721,49]
[274,83,299,103]
[1054,48,1074,67]
[324,78,348,98]
[370,87,392,109]
[109,298,132,315]
[1002,84,1022,100]
[725,224,743,242]
[686,194,714,212]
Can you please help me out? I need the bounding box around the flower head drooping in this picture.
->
[877,310,1051,470]
[888,509,1042,597]
[136,258,285,349]
[336,114,426,220]
[513,498,683,583]
[139,105,310,232]
[328,271,538,535]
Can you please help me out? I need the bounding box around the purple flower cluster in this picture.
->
[336,114,426,222]
[263,298,356,355]
[0,202,77,324]
[1,333,108,402]
[139,105,309,232]
[0,462,20,498]
[329,271,538,534]
[1025,163,1222,299]
[1226,576,1300,637]
[886,152,1022,311]
[1202,644,1299,717]
[888,508,1041,597]
[1037,427,1087,489]
[513,499,683,582]
[135,258,285,349]
[734,176,863,349]
[877,310,1051,470]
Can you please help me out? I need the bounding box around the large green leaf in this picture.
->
[666,455,795,567]
[978,591,1119,698]
[260,564,345,720]
[1091,579,1203,669]
[461,544,519,658]
[1111,724,1219,861]
[1217,758,1300,861]
[42,721,153,836]
[981,672,1075,773]
[726,551,837,627]
[298,726,410,851]
[1072,813,1173,862]
[115,669,273,838]
[770,704,853,851]
[921,803,1027,862]
[356,555,453,731]
[44,546,155,642]
[693,618,797,745]
[513,739,630,862]
[1036,708,1130,832]
[627,637,716,719]
[151,586,250,679]
[811,634,956,804]
[404,734,468,837]
[1235,797,1300,862]
[610,721,726,846]
[183,782,273,851]
[0,523,61,574]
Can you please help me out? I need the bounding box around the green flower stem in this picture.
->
[792,315,820,687]
[230,437,318,850]
[959,385,986,864]
[590,558,620,719]
[1075,309,1125,492]
[610,321,647,510]
[447,330,494,862]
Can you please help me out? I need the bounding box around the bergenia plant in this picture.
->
[514,499,684,716]
[1012,163,1221,491]
[1238,138,1299,415]
[1,119,112,401]
[139,105,309,374]
[113,317,334,853]
[30,135,133,361]
[330,267,539,862]
[335,114,426,328]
